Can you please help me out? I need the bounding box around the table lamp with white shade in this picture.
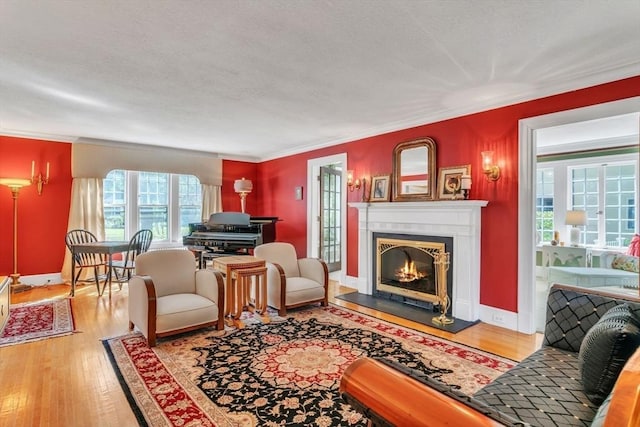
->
[566,210,587,246]
[234,177,253,213]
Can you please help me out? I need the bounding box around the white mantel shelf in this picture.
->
[349,200,488,209]
[349,200,488,322]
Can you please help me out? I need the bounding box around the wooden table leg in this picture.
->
[256,269,269,323]
[231,272,245,329]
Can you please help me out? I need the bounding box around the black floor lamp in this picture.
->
[0,178,32,293]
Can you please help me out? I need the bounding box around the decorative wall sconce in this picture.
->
[0,178,33,292]
[480,151,500,181]
[347,170,362,192]
[460,175,472,199]
[31,160,50,195]
[233,177,253,213]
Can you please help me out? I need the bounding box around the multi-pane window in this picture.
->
[605,164,636,246]
[535,168,554,243]
[179,175,202,236]
[570,166,599,245]
[537,153,637,249]
[104,170,127,240]
[320,166,342,271]
[138,172,169,240]
[570,161,637,247]
[103,170,201,244]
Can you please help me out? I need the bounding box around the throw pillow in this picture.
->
[578,304,640,405]
[610,254,640,273]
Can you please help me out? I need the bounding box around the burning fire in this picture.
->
[396,260,425,282]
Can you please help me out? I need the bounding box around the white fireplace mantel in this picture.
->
[349,200,488,322]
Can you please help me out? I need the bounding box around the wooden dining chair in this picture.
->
[111,229,153,287]
[65,229,107,293]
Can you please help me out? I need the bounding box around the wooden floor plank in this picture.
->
[0,281,541,425]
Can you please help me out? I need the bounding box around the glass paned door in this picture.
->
[319,166,342,272]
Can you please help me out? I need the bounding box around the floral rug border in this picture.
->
[0,298,76,347]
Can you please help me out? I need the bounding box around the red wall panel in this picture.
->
[221,160,258,214]
[0,75,638,313]
[0,136,72,277]
[257,76,640,312]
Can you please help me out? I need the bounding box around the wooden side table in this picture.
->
[211,255,266,328]
[232,266,269,324]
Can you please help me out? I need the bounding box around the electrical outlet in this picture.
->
[492,314,505,324]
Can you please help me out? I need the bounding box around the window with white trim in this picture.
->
[570,162,636,246]
[536,153,638,248]
[535,168,554,243]
[103,170,202,245]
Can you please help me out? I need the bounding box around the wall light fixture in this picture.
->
[31,160,50,195]
[347,170,361,192]
[481,151,500,181]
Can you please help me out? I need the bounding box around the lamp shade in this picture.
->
[234,178,253,194]
[0,178,32,189]
[565,210,587,226]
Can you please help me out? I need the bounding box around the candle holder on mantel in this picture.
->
[461,175,471,200]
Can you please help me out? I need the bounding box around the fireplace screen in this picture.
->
[376,236,448,305]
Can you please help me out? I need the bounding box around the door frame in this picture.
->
[517,96,640,334]
[307,153,348,282]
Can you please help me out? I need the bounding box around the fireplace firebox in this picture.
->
[373,233,453,313]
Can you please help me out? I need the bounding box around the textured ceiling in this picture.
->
[1,1,639,161]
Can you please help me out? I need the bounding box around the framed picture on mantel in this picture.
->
[437,165,471,200]
[370,175,390,202]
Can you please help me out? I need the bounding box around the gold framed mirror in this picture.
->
[392,137,436,201]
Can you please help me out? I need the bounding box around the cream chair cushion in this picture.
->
[254,242,328,315]
[128,249,224,346]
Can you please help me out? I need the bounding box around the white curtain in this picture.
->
[201,184,222,221]
[61,178,105,283]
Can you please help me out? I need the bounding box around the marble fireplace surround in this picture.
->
[349,200,488,322]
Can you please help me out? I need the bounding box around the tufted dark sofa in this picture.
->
[340,284,640,427]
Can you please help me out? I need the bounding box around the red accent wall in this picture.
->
[1,76,638,313]
[0,136,72,276]
[256,76,640,312]
[221,160,258,214]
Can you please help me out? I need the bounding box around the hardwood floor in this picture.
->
[0,281,541,426]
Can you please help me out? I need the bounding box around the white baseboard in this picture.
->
[343,275,359,289]
[479,304,518,331]
[19,272,64,286]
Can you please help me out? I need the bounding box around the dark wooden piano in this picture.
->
[183,212,279,266]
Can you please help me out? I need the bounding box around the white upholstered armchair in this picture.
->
[128,249,225,346]
[254,242,329,316]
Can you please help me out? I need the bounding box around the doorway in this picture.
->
[532,113,639,331]
[517,96,640,334]
[319,165,342,272]
[307,153,348,283]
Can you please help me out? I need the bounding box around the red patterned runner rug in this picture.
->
[0,298,76,347]
[103,305,515,426]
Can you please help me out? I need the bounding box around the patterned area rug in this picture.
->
[103,305,515,426]
[0,298,75,347]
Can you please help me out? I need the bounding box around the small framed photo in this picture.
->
[437,165,471,199]
[370,175,391,202]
